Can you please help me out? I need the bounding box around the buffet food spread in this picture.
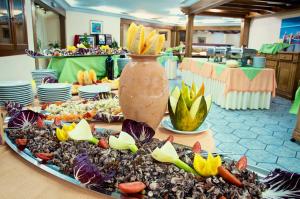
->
[42,93,123,123]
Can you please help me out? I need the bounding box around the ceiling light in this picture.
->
[92,6,126,14]
[207,9,223,13]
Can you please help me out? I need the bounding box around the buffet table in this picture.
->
[47,56,119,83]
[181,58,277,110]
[0,100,215,199]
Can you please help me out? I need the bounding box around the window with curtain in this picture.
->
[0,0,28,56]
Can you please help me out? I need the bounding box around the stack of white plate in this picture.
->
[0,81,34,107]
[31,69,57,86]
[78,84,111,100]
[37,83,72,103]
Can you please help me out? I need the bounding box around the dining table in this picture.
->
[180,58,277,110]
[0,99,215,199]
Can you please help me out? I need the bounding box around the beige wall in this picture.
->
[65,11,120,46]
[248,10,300,50]
[192,31,240,47]
[0,0,35,81]
[122,24,171,49]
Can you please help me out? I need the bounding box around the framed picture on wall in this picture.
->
[159,31,168,40]
[78,35,95,47]
[90,20,103,34]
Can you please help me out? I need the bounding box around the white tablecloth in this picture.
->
[182,70,272,110]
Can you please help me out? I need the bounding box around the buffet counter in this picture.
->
[48,56,119,83]
[181,58,277,110]
[0,99,215,199]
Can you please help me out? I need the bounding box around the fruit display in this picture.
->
[127,23,165,55]
[25,45,127,58]
[168,81,211,131]
[77,69,97,85]
[100,77,119,90]
[43,93,122,123]
[6,114,296,199]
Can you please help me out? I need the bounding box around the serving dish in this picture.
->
[161,117,209,135]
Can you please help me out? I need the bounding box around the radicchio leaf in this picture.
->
[73,153,114,189]
[8,110,39,129]
[92,92,116,101]
[93,112,123,123]
[41,76,58,84]
[262,168,300,199]
[4,101,23,117]
[121,119,155,145]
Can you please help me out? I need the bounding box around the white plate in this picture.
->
[0,81,31,87]
[38,83,71,89]
[78,84,111,93]
[0,86,32,91]
[160,117,210,135]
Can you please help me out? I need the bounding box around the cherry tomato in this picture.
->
[118,182,146,194]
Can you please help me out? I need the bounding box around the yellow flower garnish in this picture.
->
[193,153,222,177]
[56,123,76,141]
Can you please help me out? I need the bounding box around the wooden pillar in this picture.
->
[185,14,194,57]
[240,18,251,47]
[170,30,176,47]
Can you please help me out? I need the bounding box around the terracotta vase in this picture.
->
[119,55,169,129]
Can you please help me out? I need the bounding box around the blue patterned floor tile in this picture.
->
[297,152,300,159]
[250,127,273,136]
[229,154,257,166]
[279,121,296,129]
[217,142,247,155]
[215,133,240,143]
[214,138,221,147]
[233,129,258,139]
[242,120,265,128]
[228,122,250,130]
[265,145,296,157]
[277,157,300,173]
[257,118,279,125]
[283,140,300,151]
[210,119,229,126]
[264,124,288,132]
[211,125,235,134]
[273,131,292,140]
[246,150,277,164]
[239,139,266,150]
[258,135,284,145]
[256,163,285,172]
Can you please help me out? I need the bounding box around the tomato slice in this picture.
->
[218,166,242,187]
[236,156,247,171]
[165,135,174,143]
[98,138,109,149]
[192,141,201,153]
[118,182,146,194]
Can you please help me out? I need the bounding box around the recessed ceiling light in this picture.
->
[91,6,126,14]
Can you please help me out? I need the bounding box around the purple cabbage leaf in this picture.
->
[41,76,58,84]
[73,154,114,189]
[8,110,39,129]
[93,112,123,123]
[262,168,300,199]
[4,101,23,117]
[121,119,155,145]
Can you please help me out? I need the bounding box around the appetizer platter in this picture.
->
[42,93,123,123]
[4,110,299,199]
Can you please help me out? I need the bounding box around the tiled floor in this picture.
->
[169,77,300,173]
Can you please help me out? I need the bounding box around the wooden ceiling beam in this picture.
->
[197,11,246,18]
[181,0,234,15]
[217,6,274,14]
[175,26,241,31]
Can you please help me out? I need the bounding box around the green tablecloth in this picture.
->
[290,87,300,114]
[240,67,263,80]
[259,43,290,54]
[48,56,119,83]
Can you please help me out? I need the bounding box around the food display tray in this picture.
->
[4,128,270,199]
[28,54,120,59]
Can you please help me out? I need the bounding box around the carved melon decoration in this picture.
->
[77,69,97,85]
[126,23,165,55]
